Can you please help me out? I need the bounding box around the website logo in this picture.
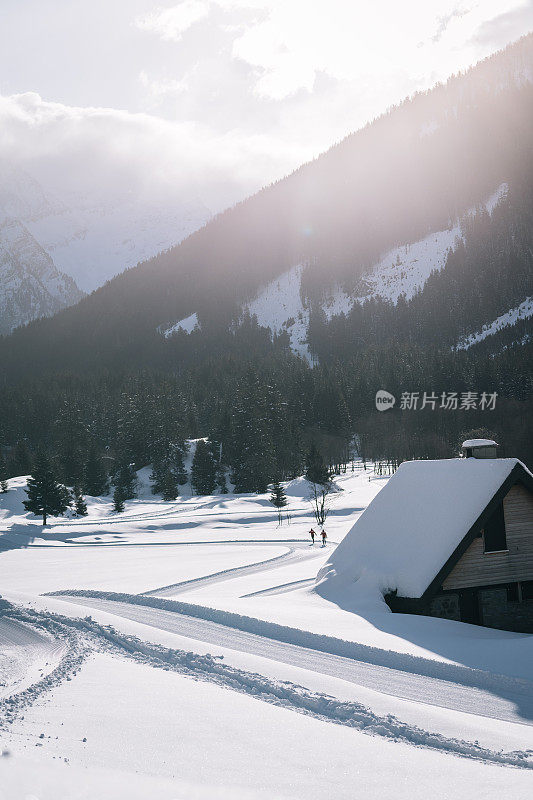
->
[375,390,396,411]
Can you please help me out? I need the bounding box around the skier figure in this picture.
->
[309,528,316,545]
[320,529,327,547]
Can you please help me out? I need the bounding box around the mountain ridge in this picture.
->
[0,35,531,470]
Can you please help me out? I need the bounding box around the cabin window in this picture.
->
[483,504,507,553]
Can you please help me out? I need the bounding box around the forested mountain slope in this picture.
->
[0,36,532,482]
[1,35,532,376]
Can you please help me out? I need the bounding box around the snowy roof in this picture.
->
[462,439,497,448]
[317,458,529,600]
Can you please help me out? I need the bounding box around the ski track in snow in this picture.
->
[2,599,532,770]
[0,607,88,727]
[0,618,66,700]
[29,499,314,531]
[46,592,533,726]
[142,543,322,597]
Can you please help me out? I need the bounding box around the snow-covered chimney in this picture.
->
[461,439,498,459]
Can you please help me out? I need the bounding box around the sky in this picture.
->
[0,0,532,209]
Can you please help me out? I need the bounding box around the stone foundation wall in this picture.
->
[478,587,533,633]
[428,594,460,621]
[427,588,533,632]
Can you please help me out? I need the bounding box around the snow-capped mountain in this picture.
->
[0,215,84,336]
[2,34,533,375]
[0,163,212,331]
[25,192,212,293]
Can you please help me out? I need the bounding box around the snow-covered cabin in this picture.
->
[318,445,533,631]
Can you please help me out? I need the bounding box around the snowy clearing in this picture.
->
[2,462,533,797]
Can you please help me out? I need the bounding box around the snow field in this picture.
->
[0,542,289,597]
[2,462,533,797]
[2,601,532,781]
[6,650,533,800]
[10,590,533,755]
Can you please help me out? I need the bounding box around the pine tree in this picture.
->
[171,443,188,485]
[0,453,8,493]
[114,462,137,500]
[83,445,108,496]
[23,451,70,525]
[73,483,88,516]
[269,480,288,525]
[305,444,331,486]
[150,442,187,494]
[216,464,228,493]
[59,484,73,511]
[230,369,275,493]
[191,440,217,494]
[161,468,178,501]
[113,485,125,513]
[54,401,87,485]
[9,440,32,478]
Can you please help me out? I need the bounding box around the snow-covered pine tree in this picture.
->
[269,480,288,525]
[263,382,304,480]
[171,442,188,485]
[59,484,73,511]
[114,462,137,500]
[216,464,228,493]
[161,468,178,501]
[150,457,167,495]
[305,444,331,486]
[113,485,125,513]
[83,445,108,496]
[150,441,188,494]
[191,440,217,494]
[230,369,275,493]
[73,483,88,516]
[0,453,8,492]
[116,385,150,468]
[23,451,70,525]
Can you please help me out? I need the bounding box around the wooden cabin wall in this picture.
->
[442,483,533,590]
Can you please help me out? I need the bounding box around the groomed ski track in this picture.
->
[49,590,533,726]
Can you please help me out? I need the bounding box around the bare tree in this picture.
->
[309,480,331,527]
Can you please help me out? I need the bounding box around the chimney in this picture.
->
[461,439,498,459]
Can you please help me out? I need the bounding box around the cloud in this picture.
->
[472,0,533,47]
[134,1,211,41]
[135,1,530,104]
[139,70,189,99]
[1,1,530,225]
[0,91,307,209]
[224,0,528,99]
